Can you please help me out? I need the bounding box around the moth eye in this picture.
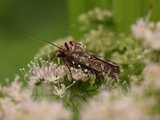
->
[69,41,73,45]
[55,51,65,57]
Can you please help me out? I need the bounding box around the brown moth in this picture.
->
[46,41,120,81]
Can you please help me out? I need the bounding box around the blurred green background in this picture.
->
[0,0,159,80]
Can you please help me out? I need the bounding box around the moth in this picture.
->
[46,40,120,81]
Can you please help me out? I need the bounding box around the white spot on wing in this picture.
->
[84,69,88,72]
[78,65,81,68]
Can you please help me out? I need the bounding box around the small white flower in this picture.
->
[53,84,66,98]
[48,75,59,83]
[70,68,93,81]
[52,81,76,98]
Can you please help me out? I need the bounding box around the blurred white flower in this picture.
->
[0,98,71,120]
[132,18,160,50]
[0,77,32,102]
[81,91,151,120]
[16,101,71,120]
[132,18,146,39]
[0,98,15,120]
[78,8,113,31]
[0,79,71,120]
[143,63,160,90]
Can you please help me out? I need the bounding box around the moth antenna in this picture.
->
[29,36,62,49]
[42,40,62,49]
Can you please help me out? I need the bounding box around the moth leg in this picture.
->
[88,66,102,84]
[110,73,120,82]
[66,65,73,80]
[64,61,73,80]
[50,52,61,65]
[50,52,56,61]
[91,70,102,86]
[95,72,103,84]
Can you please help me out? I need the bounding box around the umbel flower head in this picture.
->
[21,57,93,83]
[79,7,113,31]
[20,57,94,97]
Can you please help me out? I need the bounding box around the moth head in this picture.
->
[55,49,66,58]
[78,42,86,50]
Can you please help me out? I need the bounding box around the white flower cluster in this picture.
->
[79,8,112,30]
[132,18,160,50]
[0,78,71,120]
[83,26,115,57]
[79,7,112,21]
[27,58,67,84]
[20,58,94,97]
[70,67,93,81]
